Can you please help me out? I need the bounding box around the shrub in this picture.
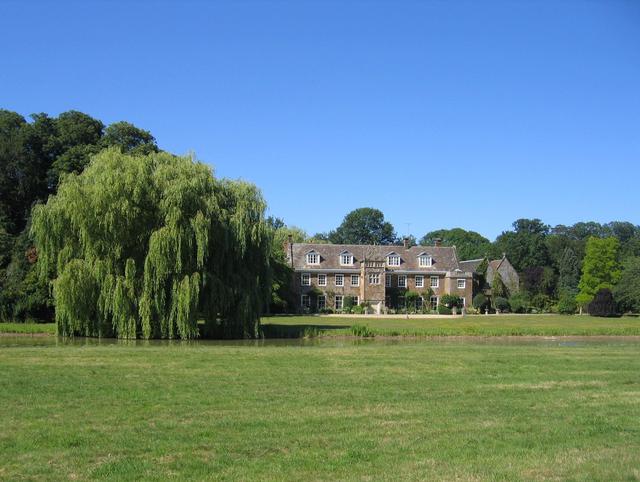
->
[494,297,510,312]
[352,304,365,314]
[343,296,355,310]
[437,304,452,315]
[342,306,353,314]
[350,324,374,337]
[440,294,463,309]
[472,293,489,311]
[508,293,530,313]
[531,294,554,312]
[557,293,577,315]
[319,308,334,314]
[588,288,618,317]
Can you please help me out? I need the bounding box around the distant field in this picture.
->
[261,314,640,337]
[2,315,640,338]
[1,339,639,480]
[0,322,56,335]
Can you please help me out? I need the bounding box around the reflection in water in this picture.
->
[1,335,640,349]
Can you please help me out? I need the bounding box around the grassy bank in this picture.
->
[261,314,640,337]
[0,322,56,335]
[1,341,639,480]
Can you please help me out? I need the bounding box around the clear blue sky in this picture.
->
[2,1,639,241]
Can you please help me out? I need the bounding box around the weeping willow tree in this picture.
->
[31,148,272,339]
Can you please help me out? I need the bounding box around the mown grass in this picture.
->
[261,314,640,338]
[0,322,56,335]
[1,340,639,480]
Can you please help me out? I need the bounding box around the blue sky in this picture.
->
[2,1,639,241]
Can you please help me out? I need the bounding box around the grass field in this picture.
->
[261,314,640,337]
[2,314,640,338]
[0,322,57,335]
[1,339,639,480]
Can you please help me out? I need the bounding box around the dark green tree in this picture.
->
[103,121,158,155]
[613,257,640,313]
[493,219,550,272]
[492,271,509,299]
[419,228,491,260]
[328,208,396,245]
[557,247,580,295]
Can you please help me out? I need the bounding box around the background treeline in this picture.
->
[270,208,640,315]
[0,109,158,322]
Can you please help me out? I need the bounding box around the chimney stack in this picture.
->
[434,238,442,247]
[403,237,409,249]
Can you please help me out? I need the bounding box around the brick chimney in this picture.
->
[403,237,409,249]
[434,238,442,247]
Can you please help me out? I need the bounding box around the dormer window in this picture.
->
[340,252,353,266]
[306,251,320,265]
[387,253,401,266]
[418,254,432,267]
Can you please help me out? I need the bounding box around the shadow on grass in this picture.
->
[260,324,346,339]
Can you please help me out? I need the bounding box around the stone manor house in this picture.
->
[285,238,474,313]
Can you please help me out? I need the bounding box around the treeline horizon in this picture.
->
[1,108,639,330]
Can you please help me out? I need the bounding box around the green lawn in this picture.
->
[1,339,639,480]
[0,322,56,335]
[261,314,640,337]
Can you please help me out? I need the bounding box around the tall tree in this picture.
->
[32,148,272,339]
[419,228,491,260]
[328,208,396,245]
[576,237,621,307]
[493,219,550,272]
[613,257,640,313]
[492,271,509,299]
[557,247,580,295]
[103,121,158,155]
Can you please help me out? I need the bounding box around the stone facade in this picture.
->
[460,255,520,299]
[286,240,474,313]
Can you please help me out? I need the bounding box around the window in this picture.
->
[398,275,407,288]
[418,255,432,267]
[335,274,344,286]
[351,274,360,286]
[385,274,392,287]
[387,255,401,266]
[335,295,343,310]
[430,296,438,310]
[457,278,466,289]
[301,294,311,308]
[430,276,439,288]
[306,252,319,265]
[318,274,327,286]
[340,253,353,265]
[317,295,326,310]
[415,275,424,288]
[416,297,424,310]
[461,297,466,307]
[368,273,380,285]
[354,296,359,306]
[301,273,311,286]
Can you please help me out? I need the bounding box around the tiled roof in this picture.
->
[459,258,484,273]
[289,243,462,272]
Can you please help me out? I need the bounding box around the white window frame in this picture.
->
[306,253,320,265]
[301,273,311,286]
[317,295,326,310]
[335,295,343,310]
[301,294,311,308]
[387,255,401,266]
[318,274,327,286]
[457,278,466,289]
[385,274,392,287]
[351,274,360,286]
[340,254,353,266]
[418,255,432,267]
[335,274,344,287]
[415,275,424,288]
[368,273,380,285]
[430,276,439,288]
[430,295,438,310]
[398,275,407,288]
